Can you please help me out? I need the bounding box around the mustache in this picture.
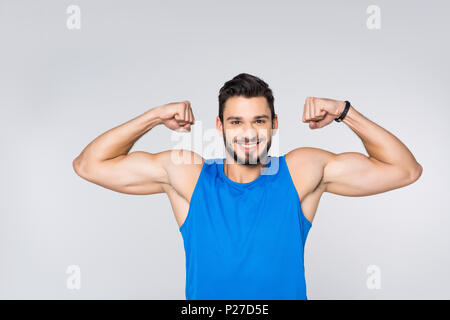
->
[235,138,262,143]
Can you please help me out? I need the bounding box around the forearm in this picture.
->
[341,105,421,172]
[74,106,163,165]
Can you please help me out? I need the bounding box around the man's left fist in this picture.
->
[302,97,346,129]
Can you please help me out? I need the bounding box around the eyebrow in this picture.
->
[226,115,270,121]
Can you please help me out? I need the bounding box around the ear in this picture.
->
[271,114,279,136]
[216,116,223,137]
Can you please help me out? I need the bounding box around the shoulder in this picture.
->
[284,147,336,194]
[159,149,205,200]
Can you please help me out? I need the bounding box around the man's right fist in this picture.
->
[157,100,195,132]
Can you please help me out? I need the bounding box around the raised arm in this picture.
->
[289,97,422,197]
[72,101,199,195]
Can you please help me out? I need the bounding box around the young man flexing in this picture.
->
[73,73,422,300]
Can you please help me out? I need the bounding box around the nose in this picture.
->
[237,130,259,143]
[240,123,258,134]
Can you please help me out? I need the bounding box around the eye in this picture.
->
[256,120,265,124]
[231,121,240,125]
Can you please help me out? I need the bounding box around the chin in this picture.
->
[234,151,267,165]
[224,140,271,165]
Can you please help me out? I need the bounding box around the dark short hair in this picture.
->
[218,73,275,123]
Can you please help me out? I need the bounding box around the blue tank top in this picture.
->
[179,154,312,300]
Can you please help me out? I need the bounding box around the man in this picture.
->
[72,73,422,300]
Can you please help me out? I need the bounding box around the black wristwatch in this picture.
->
[334,100,351,122]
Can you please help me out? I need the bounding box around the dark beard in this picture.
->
[222,127,272,166]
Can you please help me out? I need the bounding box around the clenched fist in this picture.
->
[157,100,195,132]
[302,97,346,129]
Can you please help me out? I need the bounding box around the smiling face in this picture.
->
[217,96,278,165]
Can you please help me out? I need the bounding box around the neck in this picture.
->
[223,155,270,183]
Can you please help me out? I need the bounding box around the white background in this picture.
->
[0,0,448,299]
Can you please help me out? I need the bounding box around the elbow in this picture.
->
[408,163,423,183]
[72,156,90,178]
